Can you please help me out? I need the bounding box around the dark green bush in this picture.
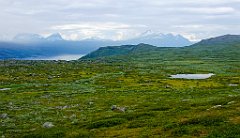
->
[87,118,127,129]
[181,116,226,126]
[207,124,240,138]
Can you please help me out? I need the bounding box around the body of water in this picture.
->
[24,54,84,61]
[170,73,215,79]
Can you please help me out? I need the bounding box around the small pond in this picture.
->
[170,73,215,79]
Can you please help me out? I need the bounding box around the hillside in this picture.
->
[0,33,192,60]
[81,43,158,59]
[81,34,240,60]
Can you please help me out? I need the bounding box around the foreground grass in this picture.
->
[0,59,240,137]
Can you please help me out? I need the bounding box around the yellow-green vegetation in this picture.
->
[0,59,240,137]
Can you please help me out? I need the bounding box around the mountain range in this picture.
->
[0,32,192,59]
[81,34,240,60]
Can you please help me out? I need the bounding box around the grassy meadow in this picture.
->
[0,59,240,137]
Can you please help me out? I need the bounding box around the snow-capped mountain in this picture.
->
[13,33,64,42]
[123,30,192,47]
[0,31,194,59]
[46,33,64,41]
[12,31,192,47]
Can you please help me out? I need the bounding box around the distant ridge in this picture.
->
[81,34,240,60]
[192,34,240,46]
[13,33,64,42]
[81,43,157,59]
[0,32,193,59]
[123,31,193,47]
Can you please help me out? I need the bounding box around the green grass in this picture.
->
[0,59,240,137]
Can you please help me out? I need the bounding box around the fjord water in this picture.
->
[23,54,84,61]
[170,73,215,79]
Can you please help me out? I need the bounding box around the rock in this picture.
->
[62,106,68,110]
[118,107,126,112]
[56,105,69,110]
[0,88,11,91]
[207,105,222,110]
[111,105,117,110]
[228,101,235,105]
[48,75,53,79]
[0,113,8,119]
[229,84,238,87]
[42,122,54,128]
[89,102,94,105]
[212,105,222,108]
[165,85,171,88]
[111,105,126,112]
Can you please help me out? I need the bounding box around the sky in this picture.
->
[0,0,240,41]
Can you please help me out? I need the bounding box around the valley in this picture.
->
[1,0,240,137]
[1,35,240,137]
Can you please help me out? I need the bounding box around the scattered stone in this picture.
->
[0,113,8,119]
[207,105,222,110]
[212,105,222,108]
[71,104,80,108]
[89,102,94,105]
[111,105,117,110]
[0,88,11,91]
[42,122,54,128]
[228,101,235,105]
[118,107,126,112]
[111,105,126,112]
[229,84,238,87]
[165,85,171,88]
[56,105,69,110]
[28,73,36,77]
[48,75,53,79]
[62,106,68,109]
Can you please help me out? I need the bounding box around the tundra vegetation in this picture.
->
[1,35,240,137]
[0,57,239,137]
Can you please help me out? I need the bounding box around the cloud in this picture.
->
[0,0,240,40]
[51,23,132,30]
[51,22,147,40]
[173,7,236,15]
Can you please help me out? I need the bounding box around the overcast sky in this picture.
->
[1,0,240,41]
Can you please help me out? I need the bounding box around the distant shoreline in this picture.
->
[20,54,84,61]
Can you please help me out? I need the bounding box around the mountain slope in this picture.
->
[81,34,240,60]
[81,43,158,59]
[0,32,192,59]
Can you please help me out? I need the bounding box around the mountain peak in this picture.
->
[128,31,192,47]
[46,33,63,41]
[140,30,155,36]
